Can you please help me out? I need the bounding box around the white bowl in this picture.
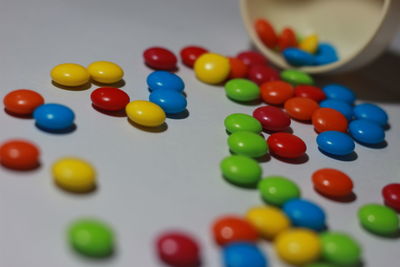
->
[240,0,400,73]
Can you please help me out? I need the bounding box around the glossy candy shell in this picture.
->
[284,97,319,121]
[229,58,249,79]
[323,84,356,104]
[247,65,279,85]
[320,232,362,266]
[33,103,75,130]
[382,183,400,211]
[180,46,208,68]
[237,51,268,67]
[212,216,259,246]
[353,103,388,126]
[91,87,130,111]
[223,242,268,267]
[349,119,385,145]
[317,131,355,156]
[0,140,40,170]
[3,89,45,115]
[294,85,326,102]
[227,131,268,158]
[149,90,187,114]
[283,199,326,231]
[358,204,399,236]
[225,79,260,102]
[143,47,177,70]
[260,81,294,105]
[220,155,262,187]
[267,133,306,159]
[283,48,315,66]
[224,113,262,134]
[255,18,278,49]
[258,176,301,206]
[146,71,185,92]
[320,99,353,120]
[312,168,353,197]
[252,106,291,132]
[312,108,348,133]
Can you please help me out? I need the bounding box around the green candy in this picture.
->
[224,113,262,134]
[227,131,268,158]
[68,218,114,258]
[224,78,260,102]
[281,69,314,85]
[320,232,362,266]
[220,155,262,187]
[258,176,300,206]
[358,204,399,236]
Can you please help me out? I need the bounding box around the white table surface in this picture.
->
[0,0,399,266]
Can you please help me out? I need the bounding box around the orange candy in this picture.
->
[312,168,353,197]
[260,81,294,105]
[277,28,297,51]
[228,57,248,79]
[312,108,348,133]
[284,97,319,121]
[0,140,40,170]
[212,215,258,246]
[255,18,278,49]
[3,89,44,115]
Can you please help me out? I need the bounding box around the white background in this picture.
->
[0,0,399,266]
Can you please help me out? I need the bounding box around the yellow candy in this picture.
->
[194,53,230,84]
[299,34,319,54]
[126,100,166,127]
[50,63,90,87]
[245,206,290,240]
[87,61,124,84]
[275,228,321,265]
[52,158,96,193]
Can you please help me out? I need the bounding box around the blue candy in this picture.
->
[283,48,315,66]
[283,199,326,231]
[146,71,185,92]
[317,131,355,156]
[349,119,385,145]
[353,103,388,126]
[149,89,187,114]
[33,103,75,130]
[323,84,356,104]
[223,242,267,267]
[314,43,338,66]
[320,99,353,120]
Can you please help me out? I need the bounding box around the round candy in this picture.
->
[33,103,75,131]
[146,71,185,92]
[52,157,96,193]
[260,81,294,105]
[149,89,187,114]
[224,113,262,134]
[194,53,230,84]
[224,79,260,102]
[312,168,353,198]
[220,155,262,187]
[349,119,385,145]
[314,43,339,66]
[180,46,208,68]
[283,199,326,231]
[312,108,348,133]
[252,106,291,132]
[87,61,124,84]
[90,87,130,111]
[353,103,388,126]
[299,34,319,54]
[382,183,400,211]
[143,47,177,70]
[227,131,268,158]
[50,63,89,87]
[320,232,362,266]
[320,99,353,120]
[223,242,268,267]
[267,133,306,159]
[0,140,40,170]
[294,85,326,102]
[3,89,45,115]
[358,204,399,236]
[68,218,114,258]
[247,65,279,85]
[125,100,166,127]
[212,216,258,246]
[283,48,315,66]
[316,131,355,156]
[255,18,278,49]
[323,84,356,104]
[258,176,300,206]
[275,229,321,265]
[281,69,314,85]
[284,97,319,121]
[245,206,290,240]
[277,27,297,51]
[156,231,200,266]
[237,51,268,67]
[228,57,249,79]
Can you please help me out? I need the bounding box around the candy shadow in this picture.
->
[35,123,77,134]
[91,79,126,89]
[315,189,357,203]
[271,153,309,164]
[55,182,98,195]
[263,126,293,135]
[222,175,258,190]
[228,98,263,106]
[355,140,388,149]
[257,153,271,163]
[318,149,358,161]
[51,81,91,91]
[0,161,41,172]
[145,63,179,73]
[127,119,168,133]
[91,104,126,117]
[4,109,33,119]
[167,109,189,120]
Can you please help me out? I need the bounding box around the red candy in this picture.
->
[156,231,200,267]
[284,97,319,121]
[253,106,291,131]
[267,133,306,159]
[91,87,130,111]
[180,46,208,68]
[260,81,294,105]
[143,47,177,70]
[382,183,400,211]
[254,18,278,49]
[312,168,354,198]
[277,27,297,51]
[3,89,44,115]
[228,57,248,79]
[237,51,268,67]
[312,108,348,133]
[294,85,326,102]
[0,140,40,170]
[212,216,258,246]
[247,65,279,85]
